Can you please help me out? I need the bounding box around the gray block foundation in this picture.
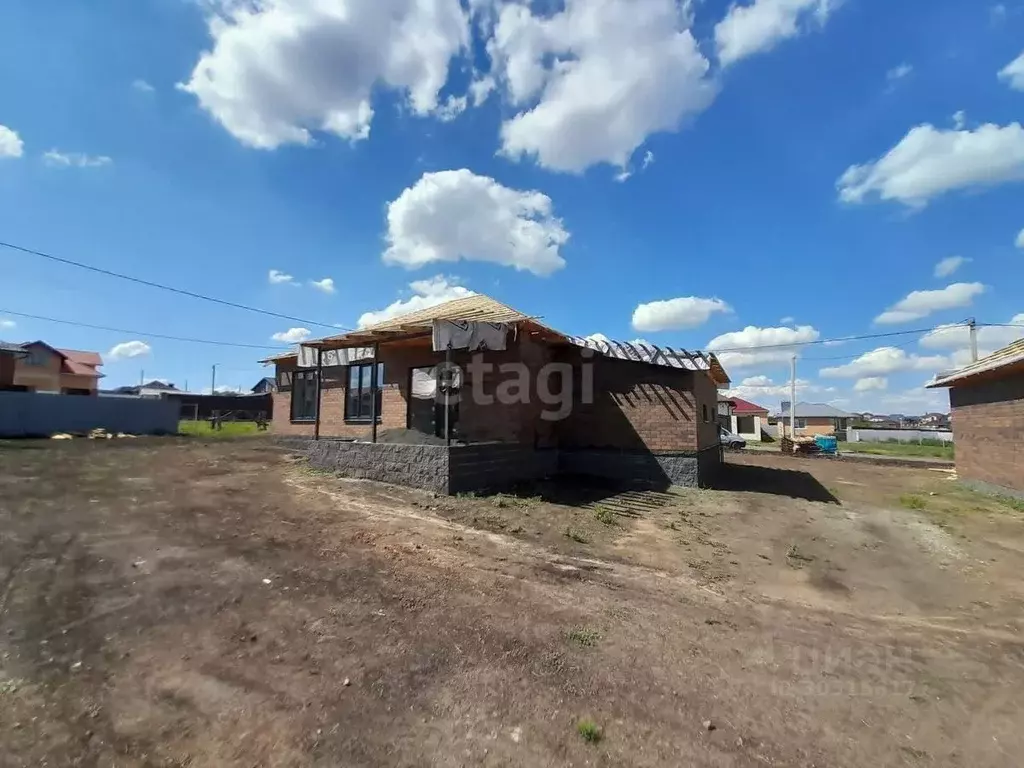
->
[284,438,721,495]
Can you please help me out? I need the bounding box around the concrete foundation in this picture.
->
[284,438,721,495]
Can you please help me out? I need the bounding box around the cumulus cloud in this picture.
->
[724,375,821,402]
[358,275,474,328]
[1017,228,1024,249]
[998,51,1024,91]
[874,282,986,324]
[43,150,112,168]
[838,121,1024,207]
[632,297,731,332]
[0,318,16,329]
[933,255,969,278]
[819,347,948,378]
[0,125,25,158]
[384,169,568,276]
[309,278,335,294]
[271,327,312,343]
[132,79,155,93]
[491,0,715,174]
[920,313,1024,357]
[854,376,887,392]
[706,324,820,368]
[268,269,296,285]
[108,340,152,361]
[179,0,469,149]
[714,0,836,67]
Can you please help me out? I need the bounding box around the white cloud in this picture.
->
[886,63,913,82]
[874,282,986,324]
[271,327,312,343]
[819,347,948,378]
[0,318,15,329]
[435,94,467,122]
[933,255,969,278]
[309,277,335,294]
[43,150,112,168]
[632,297,731,332]
[491,0,715,174]
[920,313,1024,358]
[998,51,1024,91]
[468,74,496,106]
[0,124,24,159]
[108,341,152,361]
[584,333,612,344]
[706,324,820,368]
[132,79,155,93]
[878,386,948,413]
[1017,228,1024,248]
[358,275,474,327]
[838,121,1024,207]
[854,376,888,392]
[384,169,568,276]
[952,110,967,130]
[724,375,820,402]
[642,150,655,169]
[179,0,469,149]
[780,316,796,324]
[714,0,836,67]
[268,269,296,285]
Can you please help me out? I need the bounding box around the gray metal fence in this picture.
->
[0,392,180,437]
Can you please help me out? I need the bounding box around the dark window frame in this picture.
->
[290,370,318,423]
[344,362,384,423]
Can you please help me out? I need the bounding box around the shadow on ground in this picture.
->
[710,460,839,504]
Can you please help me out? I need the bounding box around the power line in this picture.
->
[0,308,292,351]
[0,239,349,331]
[709,324,963,355]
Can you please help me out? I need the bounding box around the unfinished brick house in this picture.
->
[265,295,730,494]
[929,338,1024,498]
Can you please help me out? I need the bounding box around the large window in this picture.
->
[290,370,318,422]
[345,362,383,422]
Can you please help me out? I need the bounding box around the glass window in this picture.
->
[344,362,383,422]
[290,371,317,421]
[794,417,807,429]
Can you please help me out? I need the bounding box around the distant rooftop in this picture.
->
[775,402,855,419]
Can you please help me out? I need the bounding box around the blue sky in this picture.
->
[1,0,1022,412]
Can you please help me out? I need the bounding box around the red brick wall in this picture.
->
[558,355,707,452]
[950,376,1024,493]
[0,354,14,387]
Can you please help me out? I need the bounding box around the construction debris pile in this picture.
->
[50,428,138,440]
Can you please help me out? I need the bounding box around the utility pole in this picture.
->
[139,369,144,386]
[211,364,217,394]
[968,318,978,362]
[790,355,797,439]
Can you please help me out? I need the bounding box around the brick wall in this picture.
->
[950,375,1024,494]
[558,355,705,452]
[0,354,14,387]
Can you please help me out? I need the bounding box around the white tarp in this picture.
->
[410,365,462,399]
[432,320,508,352]
[296,345,374,369]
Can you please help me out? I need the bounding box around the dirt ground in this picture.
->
[2,439,1023,767]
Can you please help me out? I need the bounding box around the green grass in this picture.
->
[178,420,263,437]
[576,718,602,743]
[564,527,589,544]
[899,494,927,510]
[839,440,954,460]
[566,626,601,647]
[593,507,617,526]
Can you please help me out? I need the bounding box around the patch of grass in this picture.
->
[564,527,589,544]
[839,440,953,460]
[178,420,262,437]
[456,491,477,499]
[566,626,601,647]
[900,494,927,510]
[992,495,1024,513]
[576,718,602,743]
[593,507,617,526]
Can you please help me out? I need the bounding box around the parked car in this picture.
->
[719,425,746,449]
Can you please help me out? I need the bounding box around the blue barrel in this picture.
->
[815,435,838,454]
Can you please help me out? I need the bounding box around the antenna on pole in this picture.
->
[790,355,797,439]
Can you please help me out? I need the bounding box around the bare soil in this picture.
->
[2,438,1023,767]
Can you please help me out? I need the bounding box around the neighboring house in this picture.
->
[919,412,951,429]
[11,342,103,394]
[928,338,1024,498]
[722,396,769,442]
[108,380,181,398]
[263,294,730,493]
[251,376,277,394]
[0,341,27,389]
[774,402,854,436]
